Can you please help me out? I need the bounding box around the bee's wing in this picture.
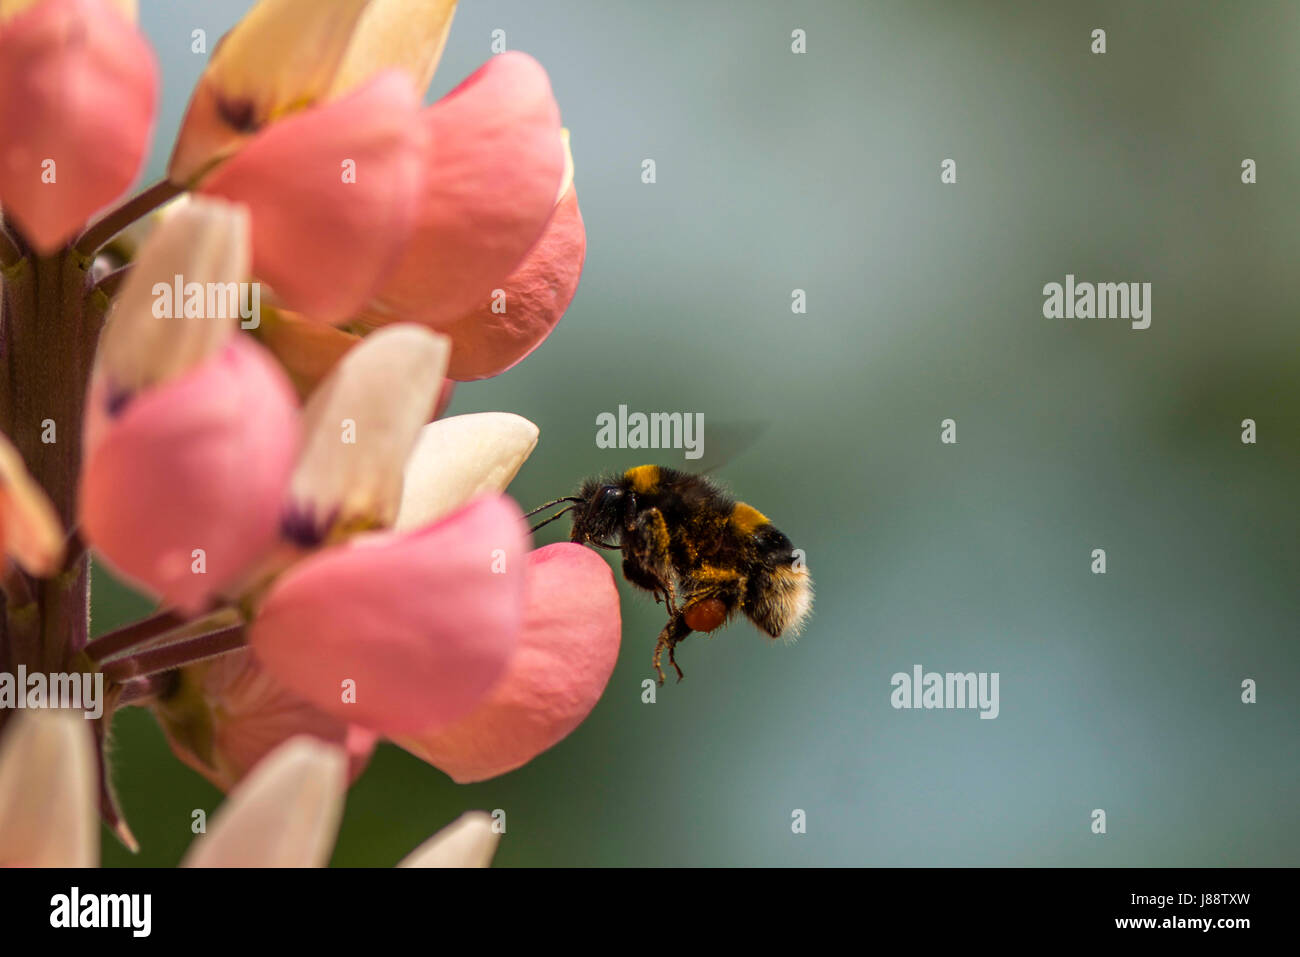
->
[694,419,770,476]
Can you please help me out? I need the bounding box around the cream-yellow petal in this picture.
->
[394,412,538,532]
[330,0,458,99]
[182,736,346,868]
[95,196,249,396]
[289,324,449,540]
[557,127,575,203]
[396,811,498,868]
[0,711,98,867]
[0,432,64,577]
[169,0,373,183]
[169,0,459,184]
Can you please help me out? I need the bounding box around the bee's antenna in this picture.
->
[529,505,580,534]
[523,496,585,520]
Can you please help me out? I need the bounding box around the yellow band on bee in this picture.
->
[625,465,660,494]
[695,564,743,582]
[729,502,770,536]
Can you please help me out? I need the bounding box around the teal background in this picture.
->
[97,1,1298,866]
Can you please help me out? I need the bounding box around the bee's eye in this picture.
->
[598,486,624,509]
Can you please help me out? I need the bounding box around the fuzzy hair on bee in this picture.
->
[528,464,813,684]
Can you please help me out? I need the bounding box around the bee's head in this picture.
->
[570,478,627,544]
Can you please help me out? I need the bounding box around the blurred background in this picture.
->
[97,0,1299,866]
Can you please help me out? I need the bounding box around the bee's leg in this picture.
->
[621,556,677,616]
[652,615,692,686]
[644,575,679,618]
[623,507,679,615]
[667,640,684,683]
[659,577,680,618]
[642,574,676,621]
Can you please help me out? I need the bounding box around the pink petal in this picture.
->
[250,495,528,736]
[79,336,300,613]
[199,70,426,323]
[152,648,376,793]
[370,52,564,328]
[399,543,621,783]
[0,0,156,252]
[444,183,585,380]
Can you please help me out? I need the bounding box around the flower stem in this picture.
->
[75,179,184,257]
[100,623,247,683]
[0,223,21,269]
[86,608,192,663]
[0,255,98,675]
[0,246,138,843]
[89,263,131,303]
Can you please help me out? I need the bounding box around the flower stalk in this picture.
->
[0,224,21,269]
[0,253,102,677]
[75,178,184,257]
[99,622,248,684]
[84,608,193,663]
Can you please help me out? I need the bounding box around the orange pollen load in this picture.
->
[684,598,728,633]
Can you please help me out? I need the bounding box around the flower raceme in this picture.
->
[0,0,609,852]
[77,197,620,793]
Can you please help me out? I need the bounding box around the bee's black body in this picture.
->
[559,465,812,683]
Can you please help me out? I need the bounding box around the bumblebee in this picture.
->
[528,465,813,684]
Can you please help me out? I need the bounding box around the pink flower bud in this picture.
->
[250,495,528,736]
[0,0,156,252]
[444,181,585,380]
[369,52,565,329]
[199,71,426,323]
[399,543,621,783]
[80,336,300,612]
